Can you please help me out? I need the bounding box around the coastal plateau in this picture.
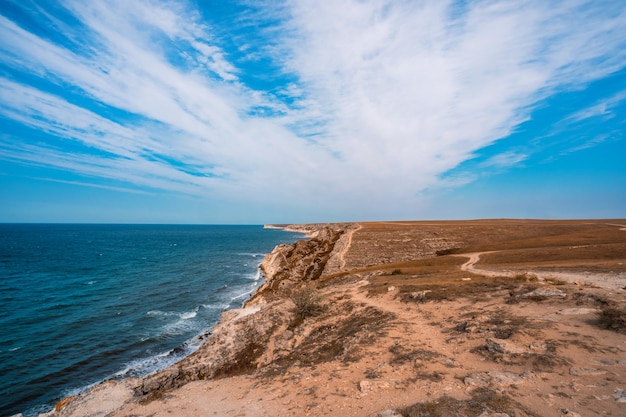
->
[41,220,626,417]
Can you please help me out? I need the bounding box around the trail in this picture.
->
[339,224,362,270]
[454,252,625,290]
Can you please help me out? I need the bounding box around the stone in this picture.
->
[485,338,526,354]
[560,409,582,417]
[378,410,402,417]
[359,380,372,394]
[557,308,598,315]
[522,288,566,299]
[569,367,606,376]
[408,290,432,300]
[464,371,524,387]
[488,371,524,386]
[614,390,626,403]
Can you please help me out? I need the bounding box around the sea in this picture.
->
[0,224,303,417]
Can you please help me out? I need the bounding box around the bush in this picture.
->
[599,305,626,333]
[291,286,326,324]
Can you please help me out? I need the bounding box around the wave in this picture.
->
[179,310,197,320]
[237,252,265,258]
[146,307,198,319]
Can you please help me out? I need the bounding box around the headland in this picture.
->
[41,219,626,417]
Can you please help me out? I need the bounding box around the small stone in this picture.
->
[569,367,606,376]
[359,380,372,394]
[464,371,523,387]
[522,288,566,299]
[464,372,491,387]
[444,358,456,367]
[488,371,523,386]
[378,410,402,417]
[557,308,597,315]
[614,390,626,403]
[560,409,582,417]
[387,286,397,292]
[485,338,526,354]
[409,290,431,300]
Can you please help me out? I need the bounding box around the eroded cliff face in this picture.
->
[246,225,350,305]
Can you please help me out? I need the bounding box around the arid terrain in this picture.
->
[49,219,626,417]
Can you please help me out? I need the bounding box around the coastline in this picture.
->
[37,220,626,417]
[37,223,329,417]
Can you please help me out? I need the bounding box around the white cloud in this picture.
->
[481,152,528,169]
[0,0,625,219]
[567,90,626,122]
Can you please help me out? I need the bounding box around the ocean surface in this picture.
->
[0,224,303,417]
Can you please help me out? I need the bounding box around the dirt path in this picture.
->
[339,224,362,269]
[455,252,626,290]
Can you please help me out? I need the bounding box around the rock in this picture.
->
[485,338,526,354]
[408,290,431,301]
[464,371,523,387]
[557,308,598,315]
[614,390,626,403]
[464,372,491,387]
[378,410,402,417]
[478,412,511,417]
[358,379,390,395]
[387,286,397,292]
[488,371,524,386]
[569,367,606,376]
[560,409,582,417]
[359,380,372,394]
[522,288,566,299]
[251,226,347,304]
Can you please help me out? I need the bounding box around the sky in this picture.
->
[0,0,625,224]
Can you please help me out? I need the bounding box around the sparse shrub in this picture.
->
[599,305,626,333]
[398,388,521,417]
[436,247,460,256]
[545,276,567,285]
[291,286,326,325]
[513,272,538,282]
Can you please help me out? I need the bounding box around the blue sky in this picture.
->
[0,0,625,224]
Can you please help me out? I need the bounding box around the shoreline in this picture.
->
[35,224,320,417]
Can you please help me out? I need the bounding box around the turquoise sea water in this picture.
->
[0,224,302,417]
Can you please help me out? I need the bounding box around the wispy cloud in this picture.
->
[567,90,626,122]
[0,0,625,218]
[481,152,528,169]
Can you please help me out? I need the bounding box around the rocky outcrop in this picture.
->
[134,304,292,399]
[247,225,350,305]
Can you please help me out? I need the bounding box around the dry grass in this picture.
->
[397,387,538,417]
[345,220,626,274]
